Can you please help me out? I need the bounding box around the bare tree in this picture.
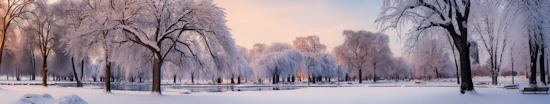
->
[376,0,475,93]
[470,0,507,85]
[0,0,32,67]
[501,0,550,86]
[333,30,392,83]
[18,1,63,86]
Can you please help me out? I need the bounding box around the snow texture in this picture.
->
[0,77,548,104]
[16,93,87,104]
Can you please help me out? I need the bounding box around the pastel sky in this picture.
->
[213,0,405,57]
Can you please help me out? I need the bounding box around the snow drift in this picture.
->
[16,94,87,104]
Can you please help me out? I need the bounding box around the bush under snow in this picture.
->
[16,94,87,104]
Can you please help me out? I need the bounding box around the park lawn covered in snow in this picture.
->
[1,84,549,104]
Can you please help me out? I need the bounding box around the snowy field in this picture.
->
[1,77,549,104]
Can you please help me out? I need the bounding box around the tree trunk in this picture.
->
[276,75,280,83]
[272,75,276,84]
[287,75,291,82]
[238,76,241,84]
[312,75,316,84]
[191,73,194,83]
[31,55,35,80]
[458,39,473,93]
[104,53,111,92]
[42,56,47,86]
[16,68,20,81]
[173,74,177,83]
[529,41,538,86]
[231,76,235,84]
[540,49,546,85]
[359,69,362,83]
[0,29,7,68]
[71,57,83,87]
[81,60,84,81]
[292,75,295,82]
[374,64,378,82]
[151,53,162,94]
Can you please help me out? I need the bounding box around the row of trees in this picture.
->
[1,0,238,94]
[2,1,413,96]
[376,0,550,93]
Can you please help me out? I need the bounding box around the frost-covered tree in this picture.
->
[389,57,409,79]
[110,0,237,94]
[302,53,337,82]
[0,0,32,67]
[293,35,327,53]
[293,35,337,82]
[413,37,454,79]
[501,0,550,86]
[376,0,475,93]
[17,1,65,86]
[59,0,112,91]
[333,30,392,83]
[470,0,509,85]
[251,43,305,84]
[230,46,253,84]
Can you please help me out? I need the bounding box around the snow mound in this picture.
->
[0,87,3,90]
[57,95,88,104]
[16,94,88,104]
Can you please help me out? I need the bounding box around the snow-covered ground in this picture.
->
[1,76,549,104]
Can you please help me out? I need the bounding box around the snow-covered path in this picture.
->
[1,84,549,104]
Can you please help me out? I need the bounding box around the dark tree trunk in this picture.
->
[191,73,194,83]
[71,57,83,87]
[42,56,47,86]
[312,75,316,84]
[287,75,290,82]
[529,41,538,86]
[173,74,177,83]
[359,69,362,83]
[238,76,241,84]
[272,75,276,84]
[276,75,280,83]
[292,75,295,82]
[81,60,84,81]
[16,68,20,81]
[540,48,546,85]
[458,38,473,93]
[105,55,112,92]
[31,53,36,81]
[151,53,162,94]
[231,76,235,84]
[217,77,222,83]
